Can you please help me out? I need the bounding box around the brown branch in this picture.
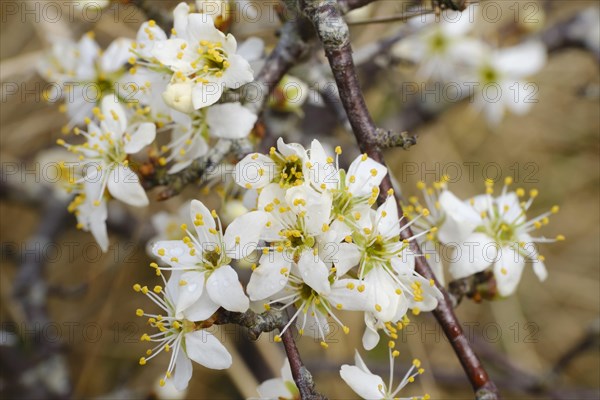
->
[281,329,327,400]
[300,1,499,398]
[211,306,326,399]
[212,307,288,341]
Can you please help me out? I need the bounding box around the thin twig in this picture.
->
[300,1,499,398]
[347,9,434,26]
[281,329,327,400]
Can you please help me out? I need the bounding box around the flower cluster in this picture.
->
[33,2,566,398]
[233,139,443,349]
[38,2,263,249]
[135,138,442,392]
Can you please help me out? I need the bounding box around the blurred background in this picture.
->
[1,0,599,399]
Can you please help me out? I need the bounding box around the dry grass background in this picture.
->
[1,0,599,399]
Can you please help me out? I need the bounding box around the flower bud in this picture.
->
[162,80,195,114]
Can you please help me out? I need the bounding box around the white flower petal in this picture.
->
[448,233,497,279]
[189,200,216,242]
[493,246,526,296]
[493,41,546,78]
[101,38,133,73]
[340,365,386,399]
[107,165,149,207]
[124,122,156,154]
[183,289,220,321]
[100,94,127,134]
[376,196,400,238]
[237,37,264,62]
[257,378,289,399]
[223,211,267,258]
[185,330,232,369]
[206,102,257,139]
[437,190,481,243]
[173,2,190,35]
[298,250,330,295]
[328,279,369,311]
[152,240,198,267]
[173,346,193,391]
[192,82,223,109]
[222,53,254,88]
[364,268,398,321]
[235,153,276,189]
[247,252,290,301]
[175,271,206,317]
[362,313,380,351]
[333,243,361,277]
[206,265,249,312]
[346,155,387,197]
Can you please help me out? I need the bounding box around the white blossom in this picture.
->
[393,6,486,81]
[256,359,298,399]
[151,2,254,110]
[437,178,562,296]
[162,102,257,173]
[152,200,268,319]
[134,274,232,391]
[59,94,156,251]
[340,350,428,400]
[38,33,133,130]
[467,41,547,125]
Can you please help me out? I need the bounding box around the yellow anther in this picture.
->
[357,284,365,293]
[136,309,144,317]
[320,341,329,349]
[139,357,147,365]
[133,284,141,292]
[335,146,342,155]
